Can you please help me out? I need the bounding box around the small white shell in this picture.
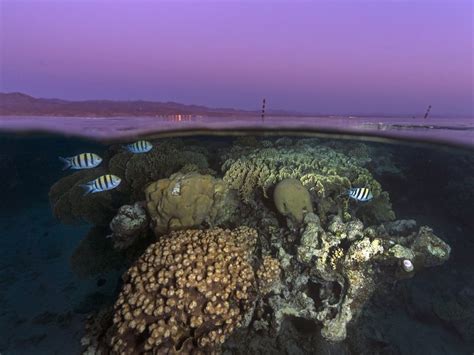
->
[402,259,414,272]
[171,182,181,196]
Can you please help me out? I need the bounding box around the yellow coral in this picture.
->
[145,173,237,235]
[256,256,281,295]
[109,227,258,354]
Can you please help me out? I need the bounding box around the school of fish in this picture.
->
[59,140,153,195]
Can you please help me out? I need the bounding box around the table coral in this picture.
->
[108,227,273,354]
[145,172,238,235]
[221,144,394,225]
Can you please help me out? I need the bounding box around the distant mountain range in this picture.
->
[0,92,302,117]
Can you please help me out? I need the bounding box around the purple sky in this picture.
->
[1,1,472,115]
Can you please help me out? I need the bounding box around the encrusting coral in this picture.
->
[221,142,394,224]
[145,172,238,235]
[107,227,279,354]
[273,178,313,223]
[108,203,149,250]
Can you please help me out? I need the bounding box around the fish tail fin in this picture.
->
[59,156,71,170]
[79,183,95,196]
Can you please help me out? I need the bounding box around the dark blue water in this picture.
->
[0,133,472,354]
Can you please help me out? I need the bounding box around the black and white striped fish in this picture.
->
[124,140,153,154]
[80,174,121,195]
[59,153,102,170]
[348,187,373,202]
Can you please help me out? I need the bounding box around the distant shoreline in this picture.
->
[0,92,305,118]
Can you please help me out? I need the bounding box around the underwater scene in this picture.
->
[0,131,473,354]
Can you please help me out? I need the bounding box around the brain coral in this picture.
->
[222,144,394,224]
[145,172,237,235]
[273,178,313,223]
[109,227,270,354]
[108,139,209,200]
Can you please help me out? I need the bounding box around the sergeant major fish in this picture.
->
[348,187,373,202]
[80,174,121,195]
[59,153,102,170]
[124,140,153,154]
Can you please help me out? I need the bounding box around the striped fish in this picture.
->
[348,187,373,202]
[80,174,121,195]
[59,153,102,170]
[124,140,153,154]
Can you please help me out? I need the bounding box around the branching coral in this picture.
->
[145,172,237,235]
[108,227,276,354]
[256,256,281,295]
[221,144,394,224]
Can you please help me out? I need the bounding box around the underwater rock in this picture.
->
[145,172,237,235]
[379,219,417,237]
[273,178,313,223]
[107,227,269,354]
[262,212,452,343]
[49,168,128,225]
[411,226,451,267]
[221,143,395,225]
[108,139,210,200]
[108,202,149,249]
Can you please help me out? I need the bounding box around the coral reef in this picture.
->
[49,139,210,225]
[108,203,149,250]
[49,168,128,225]
[256,256,281,295]
[273,178,313,223]
[259,213,451,342]
[108,139,210,200]
[145,172,238,235]
[221,142,395,224]
[107,227,277,354]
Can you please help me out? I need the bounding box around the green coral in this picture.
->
[222,144,394,224]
